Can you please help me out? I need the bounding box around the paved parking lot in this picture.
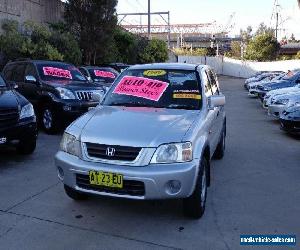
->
[0,76,299,250]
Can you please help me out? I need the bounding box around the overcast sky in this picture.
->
[117,0,300,39]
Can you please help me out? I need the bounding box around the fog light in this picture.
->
[63,105,72,111]
[165,180,181,195]
[57,167,64,180]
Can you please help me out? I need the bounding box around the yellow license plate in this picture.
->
[89,171,123,188]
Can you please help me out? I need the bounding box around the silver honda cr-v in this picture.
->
[55,63,226,219]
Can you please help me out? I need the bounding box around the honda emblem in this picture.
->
[106,147,115,157]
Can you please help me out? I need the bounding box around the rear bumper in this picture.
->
[55,151,199,200]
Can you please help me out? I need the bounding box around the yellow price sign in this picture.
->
[173,93,202,100]
[143,70,167,77]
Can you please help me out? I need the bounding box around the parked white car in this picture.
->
[268,92,300,118]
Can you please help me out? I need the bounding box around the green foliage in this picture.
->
[0,19,81,67]
[138,38,168,63]
[244,33,280,61]
[295,51,300,59]
[230,41,241,58]
[64,0,118,65]
[194,48,208,56]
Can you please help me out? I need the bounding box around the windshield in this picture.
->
[0,75,6,87]
[103,69,202,110]
[88,68,118,84]
[37,63,86,82]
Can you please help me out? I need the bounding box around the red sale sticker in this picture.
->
[43,67,72,79]
[94,70,116,79]
[113,76,169,101]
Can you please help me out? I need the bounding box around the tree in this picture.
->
[240,26,253,43]
[244,33,280,61]
[138,38,168,63]
[295,51,300,59]
[229,41,241,58]
[64,0,118,65]
[255,23,274,36]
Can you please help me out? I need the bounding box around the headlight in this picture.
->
[56,87,76,99]
[150,142,193,164]
[274,99,289,105]
[20,103,35,119]
[60,132,80,156]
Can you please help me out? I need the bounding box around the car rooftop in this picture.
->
[128,63,206,71]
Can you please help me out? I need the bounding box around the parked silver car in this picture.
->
[55,63,226,218]
[268,92,300,118]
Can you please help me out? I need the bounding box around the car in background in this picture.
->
[2,59,105,134]
[0,74,37,154]
[267,92,300,118]
[245,72,283,90]
[280,104,300,134]
[255,70,300,100]
[263,84,300,108]
[248,72,286,96]
[55,63,226,219]
[78,66,119,90]
[99,63,130,73]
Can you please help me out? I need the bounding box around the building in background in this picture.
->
[0,0,63,28]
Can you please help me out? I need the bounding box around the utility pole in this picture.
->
[148,0,151,38]
[275,12,279,40]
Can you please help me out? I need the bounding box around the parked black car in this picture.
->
[0,74,37,154]
[280,105,300,134]
[78,66,119,89]
[2,59,105,134]
[99,63,130,73]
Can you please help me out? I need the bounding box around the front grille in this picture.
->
[76,174,145,196]
[0,108,19,129]
[76,91,93,101]
[85,143,141,162]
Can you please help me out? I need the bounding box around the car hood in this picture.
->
[281,105,300,120]
[43,80,103,91]
[263,80,291,88]
[76,106,199,147]
[0,89,19,108]
[268,85,300,96]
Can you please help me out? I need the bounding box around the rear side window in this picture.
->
[12,64,26,82]
[24,63,38,79]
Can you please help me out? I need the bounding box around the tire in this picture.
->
[41,105,60,134]
[183,158,208,219]
[64,185,88,200]
[16,138,36,155]
[214,128,225,160]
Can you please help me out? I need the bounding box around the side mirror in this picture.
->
[92,92,103,103]
[208,95,226,110]
[25,75,37,84]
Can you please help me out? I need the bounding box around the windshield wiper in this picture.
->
[166,104,195,110]
[109,102,155,108]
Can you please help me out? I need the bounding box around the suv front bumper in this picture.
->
[53,100,99,123]
[0,118,37,146]
[55,151,199,200]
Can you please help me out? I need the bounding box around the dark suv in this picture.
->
[2,60,105,134]
[0,74,37,154]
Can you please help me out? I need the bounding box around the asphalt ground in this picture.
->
[0,76,299,250]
